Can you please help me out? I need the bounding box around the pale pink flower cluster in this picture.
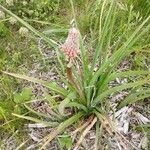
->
[60,27,80,59]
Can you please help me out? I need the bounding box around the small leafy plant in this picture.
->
[0,0,150,149]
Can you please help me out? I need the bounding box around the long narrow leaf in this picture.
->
[91,0,115,70]
[109,70,150,80]
[12,113,58,127]
[110,16,150,68]
[66,102,87,112]
[24,104,58,121]
[93,77,150,106]
[118,89,150,109]
[98,70,150,93]
[39,112,83,150]
[58,92,76,116]
[94,121,100,150]
[2,71,68,96]
[88,16,150,100]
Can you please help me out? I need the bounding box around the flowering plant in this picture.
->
[0,1,150,149]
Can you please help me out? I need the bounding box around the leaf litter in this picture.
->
[1,41,150,150]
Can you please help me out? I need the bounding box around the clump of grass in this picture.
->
[0,0,150,149]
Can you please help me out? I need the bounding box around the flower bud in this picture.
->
[60,27,80,59]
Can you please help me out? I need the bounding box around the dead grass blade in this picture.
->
[71,115,94,136]
[39,112,83,150]
[74,117,97,150]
